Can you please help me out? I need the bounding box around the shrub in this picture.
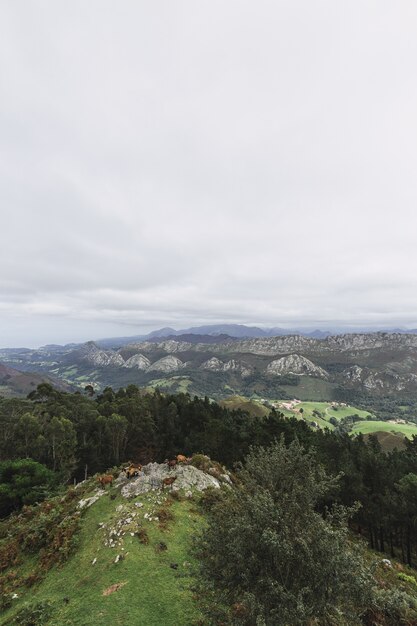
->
[0,540,20,572]
[197,487,223,512]
[189,454,211,471]
[363,588,417,626]
[156,507,174,527]
[136,527,149,545]
[398,572,417,588]
[195,438,374,625]
[0,460,57,518]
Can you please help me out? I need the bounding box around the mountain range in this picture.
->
[3,329,417,400]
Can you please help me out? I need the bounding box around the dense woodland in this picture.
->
[2,383,417,569]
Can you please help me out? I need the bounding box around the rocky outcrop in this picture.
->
[341,365,417,392]
[325,333,417,353]
[119,462,221,498]
[200,357,252,377]
[147,355,185,373]
[130,332,417,358]
[77,489,106,509]
[80,341,125,367]
[126,340,193,353]
[223,359,252,377]
[200,357,224,371]
[342,365,364,383]
[123,353,151,370]
[266,354,328,379]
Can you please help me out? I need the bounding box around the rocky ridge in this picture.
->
[147,355,186,373]
[200,357,252,377]
[123,353,151,370]
[341,365,417,392]
[128,332,417,357]
[266,354,329,379]
[80,341,125,367]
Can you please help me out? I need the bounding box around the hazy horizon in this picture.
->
[1,2,417,349]
[3,321,417,350]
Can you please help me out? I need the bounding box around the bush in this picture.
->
[363,588,417,626]
[136,527,149,545]
[189,454,211,471]
[195,438,374,625]
[398,572,417,588]
[198,487,223,512]
[0,460,57,518]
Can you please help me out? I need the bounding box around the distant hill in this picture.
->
[0,363,71,397]
[147,333,237,344]
[363,430,408,452]
[58,324,417,351]
[94,324,333,348]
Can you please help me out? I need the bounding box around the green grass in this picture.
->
[325,405,372,421]
[352,420,417,439]
[272,401,373,431]
[295,401,372,421]
[0,483,204,626]
[146,377,193,394]
[363,431,408,452]
[219,396,270,418]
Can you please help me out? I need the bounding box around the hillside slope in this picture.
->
[0,363,71,398]
[0,461,228,626]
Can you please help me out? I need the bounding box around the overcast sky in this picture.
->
[1,1,417,348]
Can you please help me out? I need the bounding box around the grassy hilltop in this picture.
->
[3,458,417,626]
[0,472,206,626]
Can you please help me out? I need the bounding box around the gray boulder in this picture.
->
[120,462,221,498]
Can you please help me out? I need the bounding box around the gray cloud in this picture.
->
[1,1,417,347]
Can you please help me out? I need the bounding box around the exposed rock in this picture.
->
[266,354,328,379]
[120,462,221,498]
[127,340,194,353]
[223,359,252,377]
[200,356,252,377]
[200,357,224,372]
[77,489,105,509]
[147,355,185,373]
[342,365,364,382]
[139,332,417,358]
[220,473,233,486]
[341,365,417,392]
[80,341,125,367]
[123,353,151,370]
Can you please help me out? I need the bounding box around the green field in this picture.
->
[0,482,204,626]
[220,396,270,418]
[147,377,193,394]
[294,401,372,421]
[217,397,417,442]
[352,420,417,439]
[271,400,373,431]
